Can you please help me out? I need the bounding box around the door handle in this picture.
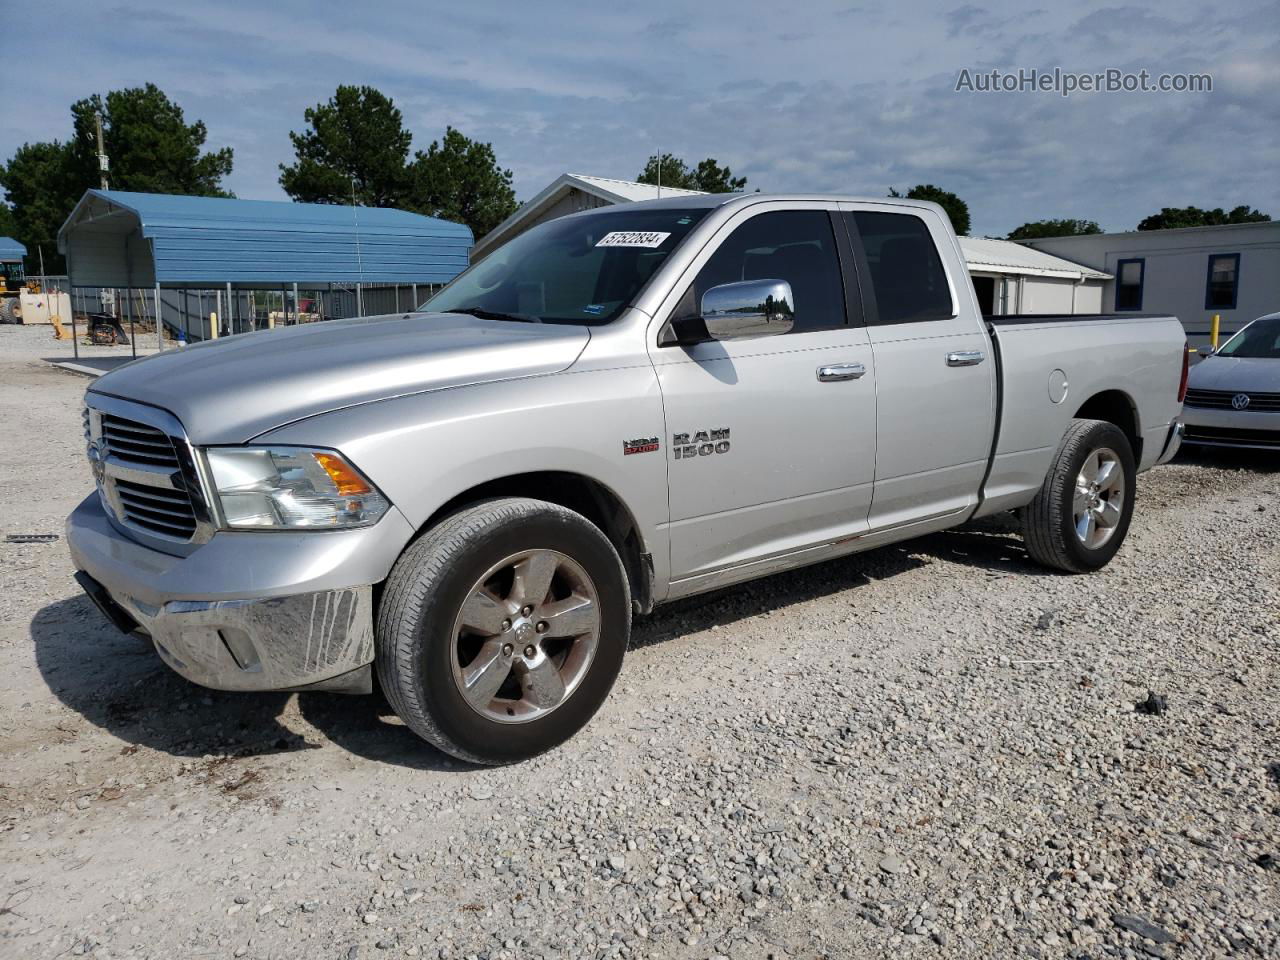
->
[946,350,985,367]
[816,362,866,382]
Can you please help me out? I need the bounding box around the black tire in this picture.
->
[1019,418,1136,573]
[376,498,630,764]
[0,298,17,324]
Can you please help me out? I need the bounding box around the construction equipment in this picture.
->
[0,239,27,324]
[1,238,72,336]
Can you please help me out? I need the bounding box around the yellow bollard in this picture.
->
[1210,313,1220,350]
[209,311,219,340]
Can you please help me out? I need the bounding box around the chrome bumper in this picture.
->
[1155,419,1185,465]
[110,582,375,693]
[66,493,414,693]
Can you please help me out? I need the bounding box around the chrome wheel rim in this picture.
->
[1073,447,1125,550]
[449,549,601,724]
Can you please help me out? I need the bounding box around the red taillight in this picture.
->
[1177,342,1189,403]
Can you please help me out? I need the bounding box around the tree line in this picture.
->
[0,81,1271,274]
[885,185,1270,240]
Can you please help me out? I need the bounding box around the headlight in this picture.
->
[204,446,389,530]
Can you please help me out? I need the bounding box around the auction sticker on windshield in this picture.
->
[595,231,671,248]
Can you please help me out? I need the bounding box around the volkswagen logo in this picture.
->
[1231,393,1251,410]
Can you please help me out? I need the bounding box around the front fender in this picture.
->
[256,368,671,587]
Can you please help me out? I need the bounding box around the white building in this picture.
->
[473,174,1109,317]
[959,236,1109,315]
[470,174,706,262]
[1024,220,1280,345]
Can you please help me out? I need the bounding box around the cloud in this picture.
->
[3,0,1278,236]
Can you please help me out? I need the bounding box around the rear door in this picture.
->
[838,203,996,530]
[650,203,879,584]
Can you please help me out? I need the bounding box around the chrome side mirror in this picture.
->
[700,279,795,341]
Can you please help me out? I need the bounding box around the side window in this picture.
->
[1204,253,1239,310]
[1115,258,1144,311]
[678,210,846,334]
[848,211,954,324]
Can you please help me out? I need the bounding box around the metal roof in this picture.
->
[567,174,708,203]
[471,173,714,260]
[57,189,473,288]
[0,236,27,261]
[960,236,1111,281]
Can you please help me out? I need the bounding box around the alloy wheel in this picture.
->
[449,549,601,723]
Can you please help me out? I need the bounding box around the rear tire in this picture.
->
[0,298,18,324]
[376,498,630,764]
[1019,418,1136,573]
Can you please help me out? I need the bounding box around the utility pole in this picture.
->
[95,112,109,189]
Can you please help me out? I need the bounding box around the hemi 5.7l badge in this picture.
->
[673,428,730,459]
[623,436,660,455]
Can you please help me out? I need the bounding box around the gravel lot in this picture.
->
[1,323,1277,960]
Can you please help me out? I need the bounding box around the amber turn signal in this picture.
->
[314,452,373,496]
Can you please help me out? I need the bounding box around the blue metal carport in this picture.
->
[56,189,473,351]
[58,189,472,288]
[0,236,27,261]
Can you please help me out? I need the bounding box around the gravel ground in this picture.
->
[1,322,1277,960]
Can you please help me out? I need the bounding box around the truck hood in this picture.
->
[1187,355,1280,394]
[90,312,591,443]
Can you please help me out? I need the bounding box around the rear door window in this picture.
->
[846,211,954,324]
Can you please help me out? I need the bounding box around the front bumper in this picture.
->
[1182,405,1280,450]
[67,493,415,692]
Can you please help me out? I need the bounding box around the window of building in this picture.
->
[1114,258,1144,311]
[846,211,953,324]
[1204,253,1240,310]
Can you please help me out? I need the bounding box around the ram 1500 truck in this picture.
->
[68,194,1188,763]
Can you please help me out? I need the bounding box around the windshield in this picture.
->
[1218,315,1280,359]
[1,261,23,283]
[423,207,711,325]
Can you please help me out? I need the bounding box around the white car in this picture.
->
[1183,312,1280,450]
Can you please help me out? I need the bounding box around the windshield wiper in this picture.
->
[447,307,541,324]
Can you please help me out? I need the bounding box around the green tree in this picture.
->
[68,84,233,196]
[0,202,16,241]
[1136,205,1270,231]
[0,83,233,272]
[889,184,970,236]
[637,153,748,192]
[0,141,79,271]
[408,127,518,239]
[280,86,412,207]
[1007,218,1102,241]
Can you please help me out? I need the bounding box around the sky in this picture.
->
[4,0,1278,237]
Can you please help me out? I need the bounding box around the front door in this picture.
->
[650,205,879,584]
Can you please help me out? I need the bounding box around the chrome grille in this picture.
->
[85,401,211,548]
[114,478,199,538]
[1184,388,1280,412]
[101,414,183,468]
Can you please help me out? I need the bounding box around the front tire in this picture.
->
[1019,418,1136,573]
[376,498,630,764]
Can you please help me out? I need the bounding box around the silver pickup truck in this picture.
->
[68,194,1188,763]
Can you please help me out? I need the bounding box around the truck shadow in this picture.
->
[30,517,1031,771]
[633,513,1030,647]
[28,595,461,772]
